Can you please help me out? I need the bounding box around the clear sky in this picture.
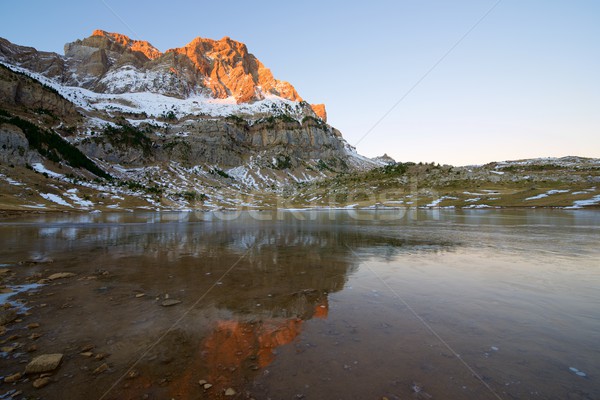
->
[2,0,599,165]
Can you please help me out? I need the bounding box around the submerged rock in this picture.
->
[33,377,52,389]
[93,363,109,375]
[25,353,64,374]
[47,272,76,280]
[0,309,17,325]
[161,299,182,307]
[4,372,22,383]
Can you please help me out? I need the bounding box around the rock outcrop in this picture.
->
[372,153,396,165]
[79,117,349,168]
[0,123,43,166]
[0,64,78,118]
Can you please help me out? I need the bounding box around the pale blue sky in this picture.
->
[2,0,599,165]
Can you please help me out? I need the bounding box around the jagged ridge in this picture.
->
[0,30,327,120]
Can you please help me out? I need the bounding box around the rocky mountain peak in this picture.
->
[1,31,327,122]
[89,29,162,60]
[167,35,301,104]
[372,153,396,165]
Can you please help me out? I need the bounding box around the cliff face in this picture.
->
[0,64,78,118]
[78,118,348,169]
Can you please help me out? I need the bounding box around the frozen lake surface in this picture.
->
[0,209,598,399]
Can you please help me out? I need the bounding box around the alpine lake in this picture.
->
[0,209,598,400]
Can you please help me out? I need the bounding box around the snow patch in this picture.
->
[525,189,569,201]
[63,189,94,208]
[32,163,63,179]
[40,193,72,207]
[0,174,24,186]
[565,194,600,209]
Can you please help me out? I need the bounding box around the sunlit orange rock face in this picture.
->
[310,103,327,122]
[88,30,303,104]
[91,29,162,60]
[168,36,301,103]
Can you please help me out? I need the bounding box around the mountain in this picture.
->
[1,30,326,119]
[0,31,380,211]
[1,32,598,213]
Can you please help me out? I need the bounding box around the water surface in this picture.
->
[0,210,598,399]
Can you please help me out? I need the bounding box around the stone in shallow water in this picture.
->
[4,372,22,383]
[33,377,51,389]
[93,363,109,375]
[25,354,63,374]
[0,309,17,326]
[161,299,182,307]
[47,272,76,280]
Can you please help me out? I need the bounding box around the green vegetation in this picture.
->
[209,168,232,179]
[100,123,152,154]
[162,110,176,121]
[498,164,567,172]
[177,191,208,202]
[273,155,292,170]
[0,109,111,179]
[118,180,163,196]
[34,108,58,120]
[225,115,248,126]
[379,162,410,176]
[254,114,298,128]
[301,115,327,128]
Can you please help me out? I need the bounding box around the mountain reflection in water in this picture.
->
[1,210,596,399]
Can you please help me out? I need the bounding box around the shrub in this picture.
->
[209,168,232,179]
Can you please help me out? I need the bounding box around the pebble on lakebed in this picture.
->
[47,272,76,281]
[33,376,52,389]
[161,299,182,307]
[25,353,64,374]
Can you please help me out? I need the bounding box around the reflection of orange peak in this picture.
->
[313,298,329,319]
[207,319,303,368]
[170,318,304,398]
